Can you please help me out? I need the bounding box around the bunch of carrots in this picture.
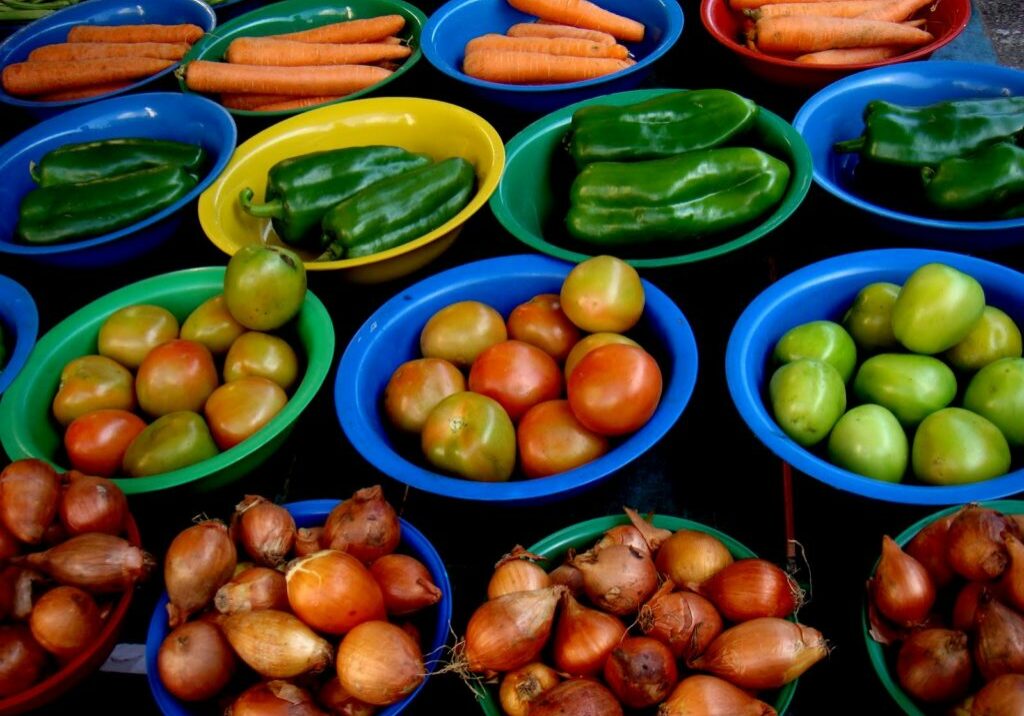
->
[180,15,411,113]
[1,23,204,102]
[731,0,939,65]
[462,0,644,85]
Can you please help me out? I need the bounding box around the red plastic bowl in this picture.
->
[701,0,970,87]
[0,514,141,716]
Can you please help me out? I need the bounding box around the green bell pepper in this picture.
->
[320,157,475,260]
[30,137,206,187]
[922,142,1024,213]
[567,89,759,167]
[239,145,432,250]
[566,147,790,246]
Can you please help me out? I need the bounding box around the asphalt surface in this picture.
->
[974,0,1024,69]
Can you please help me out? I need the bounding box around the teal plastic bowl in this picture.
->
[0,267,334,495]
[490,88,813,268]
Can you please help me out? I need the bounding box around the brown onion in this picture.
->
[0,567,18,621]
[337,620,423,706]
[528,679,623,716]
[370,553,441,616]
[25,532,154,594]
[603,636,678,709]
[624,507,673,552]
[953,582,986,633]
[549,563,583,597]
[318,678,375,716]
[164,520,236,627]
[233,495,296,568]
[869,536,936,626]
[0,625,48,698]
[226,681,324,716]
[906,514,956,588]
[58,471,127,536]
[974,593,1024,681]
[465,585,565,674]
[294,527,324,558]
[574,544,658,615]
[12,569,44,620]
[214,566,289,615]
[499,662,559,716]
[222,608,332,679]
[948,505,1018,582]
[42,522,67,547]
[157,620,235,701]
[973,674,1024,715]
[0,523,20,564]
[655,530,733,590]
[896,628,972,704]
[322,486,400,563]
[0,459,60,545]
[487,546,550,599]
[28,585,101,660]
[594,526,651,557]
[699,559,802,622]
[399,620,421,648]
[286,550,385,635]
[657,674,777,716]
[553,591,626,677]
[640,581,723,660]
[1000,534,1024,612]
[690,617,827,690]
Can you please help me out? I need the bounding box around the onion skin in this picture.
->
[974,594,1024,681]
[318,678,375,716]
[641,581,723,660]
[0,459,60,545]
[157,620,235,702]
[499,662,559,716]
[337,620,423,706]
[370,553,442,616]
[165,520,236,628]
[286,550,385,635]
[947,505,1018,582]
[294,527,324,558]
[657,674,777,716]
[0,625,49,698]
[655,530,733,590]
[624,507,672,552]
[488,547,550,599]
[869,536,936,627]
[214,566,289,615]
[973,674,1024,716]
[594,526,651,557]
[58,471,127,536]
[953,582,986,633]
[322,486,401,564]
[25,532,154,594]
[465,585,565,674]
[699,559,801,622]
[553,591,626,677]
[1000,534,1024,613]
[603,636,678,709]
[528,679,623,716]
[221,609,333,679]
[549,563,583,597]
[233,495,296,568]
[906,514,956,588]
[0,523,20,565]
[28,585,102,660]
[574,544,658,615]
[896,628,972,704]
[0,567,18,621]
[226,681,325,716]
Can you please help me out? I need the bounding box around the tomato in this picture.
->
[204,377,287,451]
[843,282,900,352]
[563,333,640,382]
[853,354,956,427]
[97,304,179,370]
[912,408,1010,485]
[63,409,147,477]
[827,405,908,483]
[892,263,985,354]
[136,340,219,417]
[180,295,246,356]
[507,294,581,362]
[773,320,857,383]
[560,256,644,333]
[52,355,136,426]
[769,359,846,447]
[384,358,465,433]
[420,301,506,368]
[122,411,219,477]
[945,306,1023,372]
[468,340,562,421]
[421,392,515,482]
[224,245,307,331]
[224,332,300,391]
[517,400,609,478]
[567,344,662,437]
[964,357,1024,446]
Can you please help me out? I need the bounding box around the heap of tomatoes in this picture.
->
[383,256,665,482]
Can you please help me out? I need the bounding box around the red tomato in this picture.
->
[564,333,641,382]
[136,340,219,417]
[384,358,466,433]
[204,377,288,450]
[568,344,662,436]
[63,409,147,477]
[468,340,563,422]
[517,400,609,478]
[507,294,581,363]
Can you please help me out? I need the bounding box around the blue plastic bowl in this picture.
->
[336,254,699,504]
[0,0,215,119]
[726,248,1024,506]
[421,0,683,113]
[0,274,37,396]
[0,92,236,268]
[793,61,1024,249]
[145,501,452,715]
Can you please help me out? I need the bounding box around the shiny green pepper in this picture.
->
[922,142,1024,213]
[30,137,206,187]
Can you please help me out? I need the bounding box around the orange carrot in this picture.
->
[753,15,933,52]
[462,49,632,83]
[182,61,392,95]
[506,0,644,42]
[858,0,933,21]
[220,93,296,110]
[67,23,205,45]
[380,35,405,45]
[795,45,903,62]
[747,0,894,19]
[28,41,189,62]
[225,38,411,66]
[902,18,926,27]
[507,22,616,44]
[271,15,405,44]
[35,81,132,101]
[731,0,850,8]
[252,96,343,111]
[466,33,628,58]
[1,57,174,96]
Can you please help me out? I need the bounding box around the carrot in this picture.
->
[28,41,189,62]
[462,49,632,83]
[794,45,903,62]
[507,22,616,44]
[747,0,895,19]
[225,38,411,66]
[220,93,295,110]
[1,57,174,96]
[466,33,628,58]
[380,36,405,45]
[271,15,405,44]
[753,15,933,52]
[182,61,392,95]
[35,81,132,101]
[902,18,926,27]
[731,0,850,8]
[506,0,644,42]
[857,0,933,21]
[67,23,205,45]
[252,96,343,111]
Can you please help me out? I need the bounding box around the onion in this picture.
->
[553,591,626,677]
[294,527,324,558]
[499,663,559,716]
[655,530,733,590]
[157,620,235,702]
[657,674,777,716]
[549,563,583,597]
[640,581,723,660]
[528,679,623,716]
[906,514,956,588]
[973,674,1024,715]
[399,620,421,648]
[226,681,324,716]
[286,550,385,634]
[869,535,936,626]
[25,532,154,594]
[12,569,44,620]
[221,609,333,679]
[337,620,423,706]
[574,544,658,615]
[953,582,986,633]
[322,486,401,563]
[465,585,565,674]
[0,567,17,621]
[233,495,296,568]
[214,566,289,615]
[164,520,236,627]
[624,507,673,552]
[0,523,21,564]
[690,617,828,690]
[0,625,49,698]
[58,471,127,536]
[487,546,550,599]
[603,636,678,709]
[0,459,60,545]
[896,628,972,704]
[369,553,442,616]
[699,559,802,622]
[974,593,1024,681]
[318,678,375,716]
[42,522,67,547]
[593,526,651,557]
[947,505,1017,582]
[28,585,102,660]
[1001,534,1024,613]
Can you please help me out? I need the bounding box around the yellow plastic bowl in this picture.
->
[198,97,505,283]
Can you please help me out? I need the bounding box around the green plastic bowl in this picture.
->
[490,88,813,268]
[863,500,1024,715]
[0,267,334,495]
[471,514,799,714]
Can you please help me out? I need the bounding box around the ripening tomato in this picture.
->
[121,411,219,477]
[97,305,179,370]
[560,256,644,333]
[563,333,641,382]
[204,377,288,450]
[517,400,609,478]
[136,340,219,417]
[64,409,147,477]
[52,355,136,426]
[421,392,515,482]
[384,358,466,433]
[420,301,507,368]
[468,340,562,421]
[224,245,307,331]
[180,295,246,356]
[507,294,581,362]
[223,332,299,391]
[568,344,662,436]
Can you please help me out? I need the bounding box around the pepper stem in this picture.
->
[833,137,866,153]
[238,188,283,219]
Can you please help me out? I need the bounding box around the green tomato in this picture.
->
[420,392,515,482]
[98,304,179,370]
[769,359,847,447]
[121,411,219,477]
[912,407,1011,485]
[945,306,1023,372]
[892,263,985,354]
[773,320,857,382]
[827,404,908,482]
[964,357,1024,446]
[181,295,246,356]
[224,245,307,331]
[853,353,957,427]
[843,282,900,352]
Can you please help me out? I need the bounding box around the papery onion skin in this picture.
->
[499,662,559,716]
[226,681,325,716]
[603,636,678,709]
[594,526,651,557]
[294,527,324,558]
[974,594,1024,681]
[370,553,442,617]
[221,609,333,679]
[953,582,986,633]
[553,591,626,677]
[318,678,375,716]
[947,505,1018,582]
[641,581,723,660]
[59,471,127,536]
[465,585,565,674]
[0,625,49,698]
[337,620,423,706]
[488,547,550,599]
[528,679,624,716]
[28,585,102,660]
[549,563,583,597]
[906,514,956,588]
[657,674,777,716]
[165,520,236,627]
[157,620,236,702]
[286,550,385,635]
[896,628,972,704]
[624,507,673,552]
[214,566,289,615]
[655,530,733,590]
[233,495,297,568]
[323,486,401,564]
[26,532,155,594]
[699,559,801,622]
[0,459,60,545]
[870,536,936,626]
[972,674,1024,716]
[0,524,20,565]
[0,567,19,621]
[574,544,658,616]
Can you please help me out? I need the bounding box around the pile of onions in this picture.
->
[463,507,827,715]
[156,484,441,714]
[0,459,150,700]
